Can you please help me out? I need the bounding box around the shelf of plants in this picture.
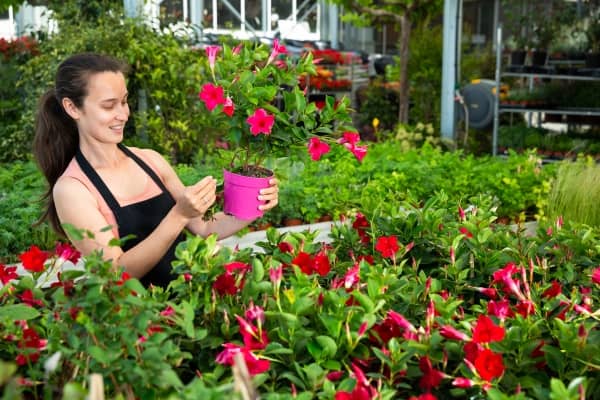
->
[493,44,600,155]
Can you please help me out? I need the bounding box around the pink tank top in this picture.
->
[61,147,164,238]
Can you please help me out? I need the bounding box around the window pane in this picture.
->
[272,0,292,29]
[245,0,262,30]
[217,0,241,30]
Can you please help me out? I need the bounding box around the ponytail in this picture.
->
[33,53,128,237]
[33,88,79,237]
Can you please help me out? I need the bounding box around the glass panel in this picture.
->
[217,0,241,30]
[160,0,184,26]
[245,0,262,30]
[272,0,292,30]
[202,1,214,28]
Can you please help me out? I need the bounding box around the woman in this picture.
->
[33,53,279,288]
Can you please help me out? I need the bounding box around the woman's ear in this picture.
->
[61,97,81,120]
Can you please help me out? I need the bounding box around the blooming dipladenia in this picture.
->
[307,137,331,161]
[474,348,505,381]
[0,263,18,284]
[472,315,505,344]
[375,235,399,259]
[19,245,48,273]
[246,108,275,136]
[199,83,226,111]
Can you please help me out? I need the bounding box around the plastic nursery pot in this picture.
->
[223,168,273,220]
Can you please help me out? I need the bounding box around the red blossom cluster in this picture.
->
[0,36,39,62]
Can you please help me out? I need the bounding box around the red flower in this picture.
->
[418,356,445,390]
[19,245,48,273]
[277,242,294,253]
[307,137,331,161]
[542,280,562,298]
[463,341,484,364]
[18,289,43,307]
[116,272,131,286]
[222,97,235,117]
[515,300,536,318]
[313,252,331,276]
[0,263,18,284]
[246,108,275,136]
[459,226,473,238]
[472,315,505,344]
[474,348,505,381]
[292,252,313,275]
[213,272,239,296]
[352,213,370,244]
[224,261,251,273]
[375,236,399,259]
[199,83,226,111]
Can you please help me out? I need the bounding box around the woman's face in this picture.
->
[76,71,129,143]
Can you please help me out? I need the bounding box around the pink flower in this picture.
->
[387,310,417,333]
[343,264,360,289]
[205,45,220,71]
[55,242,81,263]
[269,265,283,285]
[246,108,275,136]
[338,131,368,162]
[591,267,600,285]
[439,325,471,341]
[267,38,287,64]
[199,83,226,111]
[452,377,474,388]
[487,299,514,321]
[19,245,48,273]
[307,137,331,161]
[215,343,270,375]
[160,305,175,317]
[223,97,235,117]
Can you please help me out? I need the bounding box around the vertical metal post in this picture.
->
[440,0,459,141]
[492,24,502,156]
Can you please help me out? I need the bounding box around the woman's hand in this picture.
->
[258,178,279,211]
[175,176,217,218]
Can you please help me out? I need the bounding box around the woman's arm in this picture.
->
[53,172,214,278]
[142,149,279,240]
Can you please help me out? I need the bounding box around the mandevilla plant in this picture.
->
[2,193,599,399]
[197,40,367,176]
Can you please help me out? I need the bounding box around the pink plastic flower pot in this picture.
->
[223,169,273,220]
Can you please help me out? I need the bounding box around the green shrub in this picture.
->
[15,14,215,164]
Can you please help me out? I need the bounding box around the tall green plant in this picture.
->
[547,158,600,227]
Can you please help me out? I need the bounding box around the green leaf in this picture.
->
[316,336,338,358]
[0,304,40,321]
[549,378,570,400]
[88,345,110,365]
[351,290,374,313]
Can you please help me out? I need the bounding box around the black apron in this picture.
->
[75,144,185,288]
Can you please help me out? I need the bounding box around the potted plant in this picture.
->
[198,41,367,220]
[502,0,531,67]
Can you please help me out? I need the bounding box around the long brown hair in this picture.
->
[33,53,129,236]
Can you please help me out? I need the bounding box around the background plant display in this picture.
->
[2,193,599,399]
[0,140,557,263]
